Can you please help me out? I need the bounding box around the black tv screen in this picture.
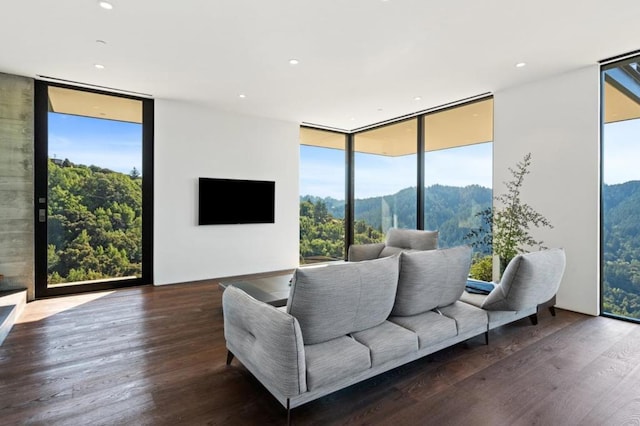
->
[198,177,275,225]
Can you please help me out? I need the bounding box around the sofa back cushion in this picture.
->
[287,255,400,345]
[392,245,472,316]
[481,248,566,311]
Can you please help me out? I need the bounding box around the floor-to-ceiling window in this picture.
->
[353,119,418,243]
[299,127,346,264]
[299,97,493,263]
[34,82,153,298]
[601,56,640,321]
[424,98,493,278]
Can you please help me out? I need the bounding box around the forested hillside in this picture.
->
[300,184,492,262]
[302,184,492,252]
[299,198,383,262]
[47,159,142,284]
[602,180,640,318]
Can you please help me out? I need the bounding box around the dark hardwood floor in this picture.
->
[1,280,639,425]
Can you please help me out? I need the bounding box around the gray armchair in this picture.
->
[347,228,438,262]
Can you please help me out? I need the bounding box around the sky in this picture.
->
[48,113,142,175]
[47,110,637,191]
[300,142,493,200]
[300,117,640,200]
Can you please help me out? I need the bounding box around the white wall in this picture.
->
[493,65,601,316]
[154,100,300,285]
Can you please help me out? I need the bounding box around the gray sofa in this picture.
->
[347,227,438,261]
[222,246,566,421]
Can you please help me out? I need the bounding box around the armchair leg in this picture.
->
[529,313,538,326]
[226,350,235,365]
[287,398,291,426]
[549,305,556,317]
[484,331,489,345]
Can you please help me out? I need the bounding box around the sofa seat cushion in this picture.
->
[459,291,535,328]
[389,311,457,350]
[438,301,488,335]
[483,308,533,327]
[351,321,418,367]
[459,290,486,307]
[287,255,400,345]
[305,336,371,390]
[392,245,473,316]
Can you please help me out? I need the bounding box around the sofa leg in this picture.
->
[484,331,489,345]
[549,305,556,317]
[226,350,235,365]
[286,398,291,426]
[529,313,538,326]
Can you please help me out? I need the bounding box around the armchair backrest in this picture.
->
[481,248,566,312]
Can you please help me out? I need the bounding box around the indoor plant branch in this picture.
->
[466,152,554,278]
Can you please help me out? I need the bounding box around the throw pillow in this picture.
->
[391,245,472,316]
[287,255,400,345]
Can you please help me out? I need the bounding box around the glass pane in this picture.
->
[354,119,417,243]
[424,99,493,281]
[602,58,640,319]
[299,129,345,264]
[47,88,143,287]
[424,143,492,246]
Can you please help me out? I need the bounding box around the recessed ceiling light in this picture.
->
[96,39,107,45]
[99,1,113,9]
[515,62,527,68]
[94,64,105,69]
[289,59,299,65]
[377,108,383,112]
[239,94,246,98]
[414,96,422,101]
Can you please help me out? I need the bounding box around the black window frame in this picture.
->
[34,80,154,298]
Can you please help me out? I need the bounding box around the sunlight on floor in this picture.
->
[17,291,115,323]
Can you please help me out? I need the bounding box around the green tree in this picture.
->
[46,159,143,284]
[469,255,493,281]
[129,167,141,179]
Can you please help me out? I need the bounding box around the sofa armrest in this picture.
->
[347,242,385,261]
[222,286,307,397]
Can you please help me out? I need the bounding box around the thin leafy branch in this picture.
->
[465,152,553,275]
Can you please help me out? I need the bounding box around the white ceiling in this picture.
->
[1,0,639,131]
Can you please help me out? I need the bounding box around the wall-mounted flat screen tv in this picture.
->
[198,177,275,225]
